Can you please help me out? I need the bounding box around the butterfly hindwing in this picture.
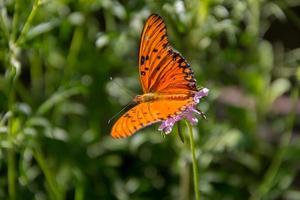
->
[111,98,194,138]
[138,14,197,94]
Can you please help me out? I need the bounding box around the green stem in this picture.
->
[198,0,210,25]
[33,149,62,200]
[11,0,20,41]
[185,120,200,200]
[7,93,16,200]
[7,92,16,200]
[7,149,16,200]
[75,181,84,200]
[0,9,10,42]
[64,26,84,83]
[7,57,17,200]
[15,0,41,45]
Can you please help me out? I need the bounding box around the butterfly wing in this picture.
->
[111,98,194,138]
[138,14,197,95]
[112,14,200,138]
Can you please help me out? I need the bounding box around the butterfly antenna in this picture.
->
[110,77,135,99]
[196,108,207,120]
[108,101,136,125]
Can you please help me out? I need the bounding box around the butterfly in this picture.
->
[111,14,200,138]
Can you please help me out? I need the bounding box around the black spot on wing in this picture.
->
[160,34,166,41]
[141,56,145,65]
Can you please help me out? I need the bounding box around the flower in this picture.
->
[158,88,209,134]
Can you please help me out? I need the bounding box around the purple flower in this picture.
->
[158,88,209,134]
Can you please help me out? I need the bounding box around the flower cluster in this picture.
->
[158,88,209,134]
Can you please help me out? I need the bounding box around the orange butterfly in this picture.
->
[111,14,208,138]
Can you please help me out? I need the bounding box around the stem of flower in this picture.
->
[185,120,200,200]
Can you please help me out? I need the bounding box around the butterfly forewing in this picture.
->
[138,14,168,92]
[138,14,197,94]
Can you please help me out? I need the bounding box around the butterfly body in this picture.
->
[134,93,192,103]
[111,14,199,138]
[133,93,158,103]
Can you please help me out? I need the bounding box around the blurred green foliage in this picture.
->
[0,0,299,199]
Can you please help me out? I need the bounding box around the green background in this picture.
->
[0,0,299,199]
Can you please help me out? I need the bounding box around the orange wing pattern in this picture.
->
[138,14,197,94]
[111,14,200,138]
[111,98,194,138]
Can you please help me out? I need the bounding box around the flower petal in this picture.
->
[186,114,198,125]
[164,126,173,134]
[158,88,209,134]
[194,88,209,104]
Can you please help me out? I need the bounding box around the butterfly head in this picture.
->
[133,95,143,103]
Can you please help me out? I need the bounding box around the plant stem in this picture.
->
[33,149,62,200]
[7,47,17,200]
[198,0,210,25]
[7,148,16,200]
[0,9,10,42]
[11,0,20,41]
[75,181,84,200]
[7,84,16,200]
[15,0,41,45]
[64,26,84,83]
[185,120,200,200]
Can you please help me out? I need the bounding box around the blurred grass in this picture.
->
[0,0,300,199]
